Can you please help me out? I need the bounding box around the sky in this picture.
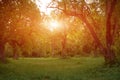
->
[33,0,52,15]
[33,0,99,15]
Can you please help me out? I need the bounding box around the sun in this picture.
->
[33,0,61,32]
[49,20,60,32]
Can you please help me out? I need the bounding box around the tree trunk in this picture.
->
[13,44,19,60]
[0,45,6,63]
[104,47,116,65]
[61,33,67,58]
[10,41,19,60]
[104,0,118,65]
[80,16,117,65]
[13,48,19,60]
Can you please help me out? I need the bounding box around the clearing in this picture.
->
[0,57,120,80]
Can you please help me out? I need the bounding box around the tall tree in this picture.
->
[0,0,41,61]
[48,0,119,65]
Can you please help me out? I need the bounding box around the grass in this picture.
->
[0,57,120,80]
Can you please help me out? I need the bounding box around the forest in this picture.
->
[0,0,120,80]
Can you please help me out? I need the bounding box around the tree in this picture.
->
[0,0,41,61]
[48,0,119,65]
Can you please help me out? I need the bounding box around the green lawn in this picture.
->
[0,57,120,80]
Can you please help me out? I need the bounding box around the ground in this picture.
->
[0,57,120,80]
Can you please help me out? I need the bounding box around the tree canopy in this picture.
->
[0,0,120,65]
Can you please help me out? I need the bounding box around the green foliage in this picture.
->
[0,0,120,61]
[0,0,43,58]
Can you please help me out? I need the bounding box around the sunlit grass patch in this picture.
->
[0,57,120,80]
